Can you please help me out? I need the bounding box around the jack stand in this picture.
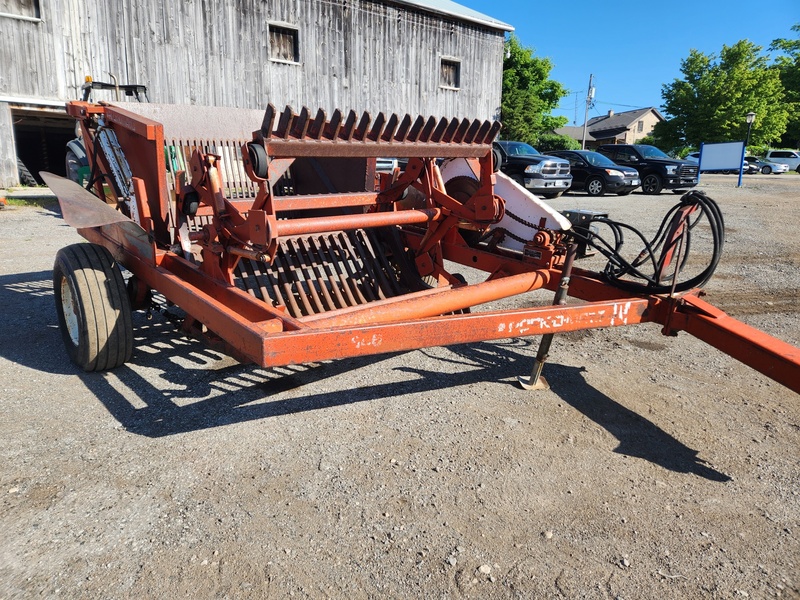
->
[518,242,579,391]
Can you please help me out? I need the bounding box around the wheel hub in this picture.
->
[60,276,80,346]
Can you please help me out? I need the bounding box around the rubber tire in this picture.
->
[53,243,133,371]
[586,176,605,197]
[492,148,502,173]
[247,142,269,179]
[761,166,771,175]
[65,149,82,184]
[17,158,37,186]
[641,173,663,195]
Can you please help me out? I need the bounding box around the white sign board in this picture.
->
[699,141,744,171]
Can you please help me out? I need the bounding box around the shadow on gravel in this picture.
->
[0,269,76,375]
[546,364,731,482]
[0,269,729,480]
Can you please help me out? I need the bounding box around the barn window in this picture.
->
[440,59,461,90]
[0,0,41,21]
[269,24,299,63]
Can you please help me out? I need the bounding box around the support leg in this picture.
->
[518,242,579,390]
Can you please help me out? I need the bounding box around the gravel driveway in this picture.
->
[1,174,798,598]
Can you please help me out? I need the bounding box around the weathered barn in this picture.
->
[0,0,511,187]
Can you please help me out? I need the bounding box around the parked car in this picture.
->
[684,152,754,174]
[492,141,572,199]
[764,149,800,172]
[548,150,640,196]
[596,144,698,194]
[745,156,789,175]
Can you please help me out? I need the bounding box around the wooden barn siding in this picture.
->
[0,0,503,185]
[1,0,503,118]
[0,104,14,187]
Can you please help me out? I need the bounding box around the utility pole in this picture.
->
[581,74,595,149]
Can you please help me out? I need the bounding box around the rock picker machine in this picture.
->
[42,101,799,395]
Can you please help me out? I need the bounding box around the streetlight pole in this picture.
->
[745,112,756,148]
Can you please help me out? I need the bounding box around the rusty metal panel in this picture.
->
[116,103,265,142]
[40,172,130,228]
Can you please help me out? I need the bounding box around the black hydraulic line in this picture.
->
[569,190,725,294]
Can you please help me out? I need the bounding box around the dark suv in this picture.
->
[596,144,698,194]
[493,141,572,199]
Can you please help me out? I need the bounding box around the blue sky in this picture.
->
[456,0,799,125]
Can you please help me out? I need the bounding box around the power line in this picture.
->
[557,98,655,113]
[595,100,652,109]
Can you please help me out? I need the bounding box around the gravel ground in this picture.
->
[1,174,798,599]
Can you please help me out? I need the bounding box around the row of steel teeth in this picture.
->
[261,104,501,146]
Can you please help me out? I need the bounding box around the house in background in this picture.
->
[0,0,511,187]
[555,107,664,148]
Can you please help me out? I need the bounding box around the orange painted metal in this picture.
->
[263,298,653,365]
[662,294,800,394]
[303,268,552,328]
[275,207,442,237]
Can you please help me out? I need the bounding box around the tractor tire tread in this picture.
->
[54,243,133,371]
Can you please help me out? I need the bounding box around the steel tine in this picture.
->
[464,119,482,144]
[308,108,327,139]
[323,109,343,140]
[339,232,376,303]
[349,230,387,299]
[486,120,502,143]
[442,118,460,143]
[286,238,325,314]
[418,116,437,142]
[394,114,412,142]
[272,249,303,317]
[340,110,358,141]
[453,118,471,143]
[367,112,386,141]
[474,120,492,144]
[297,238,336,311]
[354,112,371,141]
[276,105,296,139]
[290,106,311,139]
[431,117,449,142]
[261,104,276,138]
[407,116,426,142]
[262,260,285,309]
[381,113,399,142]
[321,234,359,306]
[282,239,315,316]
[313,236,352,308]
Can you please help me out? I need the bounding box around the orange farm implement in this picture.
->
[42,101,800,395]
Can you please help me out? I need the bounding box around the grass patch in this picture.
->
[1,195,59,209]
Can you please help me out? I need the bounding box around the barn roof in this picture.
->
[392,0,514,32]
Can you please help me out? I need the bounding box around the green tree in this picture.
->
[654,40,788,150]
[770,24,800,148]
[535,133,581,153]
[500,35,568,144]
